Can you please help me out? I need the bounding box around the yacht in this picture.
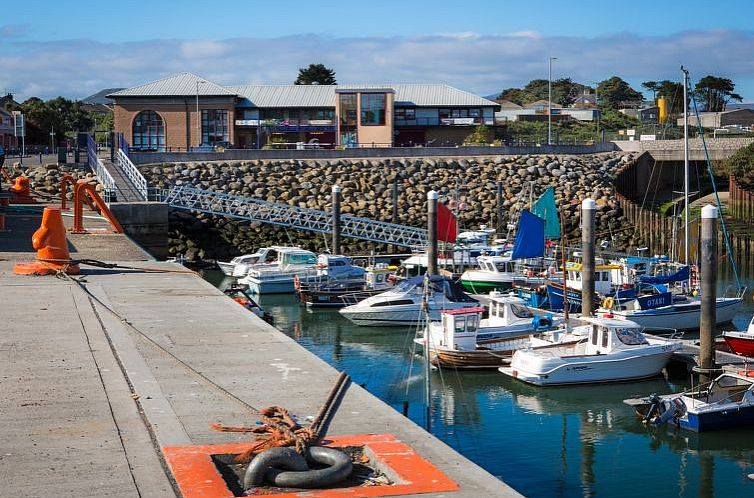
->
[217,246,302,277]
[499,317,681,386]
[338,275,478,326]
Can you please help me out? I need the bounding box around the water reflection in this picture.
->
[203,269,754,497]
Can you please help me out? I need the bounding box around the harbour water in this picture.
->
[204,268,754,497]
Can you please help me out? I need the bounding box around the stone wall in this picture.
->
[139,152,646,262]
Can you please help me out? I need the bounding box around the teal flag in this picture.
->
[532,186,561,239]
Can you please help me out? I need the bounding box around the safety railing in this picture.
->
[162,185,428,248]
[116,148,148,200]
[87,135,118,202]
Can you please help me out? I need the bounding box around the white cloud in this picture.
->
[1,30,754,101]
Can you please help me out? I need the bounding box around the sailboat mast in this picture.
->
[422,278,432,432]
[682,66,690,269]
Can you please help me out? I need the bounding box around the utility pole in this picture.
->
[548,57,557,146]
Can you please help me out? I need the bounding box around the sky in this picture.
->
[3,0,754,102]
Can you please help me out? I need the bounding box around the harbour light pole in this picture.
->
[548,57,557,145]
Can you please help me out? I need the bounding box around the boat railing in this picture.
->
[249,266,317,278]
[723,284,748,300]
[642,326,683,340]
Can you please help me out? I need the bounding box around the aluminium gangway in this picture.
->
[162,185,428,248]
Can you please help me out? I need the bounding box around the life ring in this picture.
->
[387,274,397,285]
[526,270,534,277]
[602,297,615,310]
[294,274,301,289]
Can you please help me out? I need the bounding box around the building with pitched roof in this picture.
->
[108,73,500,151]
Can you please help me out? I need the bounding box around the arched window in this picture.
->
[132,111,165,151]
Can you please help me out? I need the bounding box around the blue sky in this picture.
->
[3,0,754,101]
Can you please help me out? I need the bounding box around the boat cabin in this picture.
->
[583,318,648,355]
[364,263,395,290]
[277,248,317,268]
[488,294,535,324]
[477,255,516,274]
[565,261,625,295]
[314,254,364,278]
[439,307,486,350]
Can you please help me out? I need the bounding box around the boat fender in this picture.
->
[271,446,353,489]
[243,447,308,488]
[602,297,615,310]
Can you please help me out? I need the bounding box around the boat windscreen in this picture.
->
[615,327,648,345]
[443,279,477,303]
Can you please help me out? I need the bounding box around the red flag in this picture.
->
[437,202,458,243]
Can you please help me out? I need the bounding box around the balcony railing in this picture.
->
[395,117,493,127]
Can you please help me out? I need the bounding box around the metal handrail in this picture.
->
[116,148,148,200]
[87,136,118,202]
[163,185,428,248]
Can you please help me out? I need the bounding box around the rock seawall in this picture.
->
[139,152,644,262]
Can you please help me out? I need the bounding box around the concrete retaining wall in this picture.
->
[109,201,169,259]
[130,143,617,165]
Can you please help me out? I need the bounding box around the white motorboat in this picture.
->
[499,317,681,386]
[460,255,519,293]
[338,275,478,327]
[625,371,754,432]
[217,246,302,277]
[239,248,318,294]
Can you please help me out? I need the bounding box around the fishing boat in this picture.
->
[722,317,754,357]
[499,317,682,386]
[338,274,478,326]
[624,372,754,432]
[546,259,633,313]
[239,248,318,294]
[459,255,518,293]
[296,262,395,308]
[414,299,573,369]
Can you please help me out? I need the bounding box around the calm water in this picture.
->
[204,268,754,498]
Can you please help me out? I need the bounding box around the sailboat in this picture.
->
[600,66,745,328]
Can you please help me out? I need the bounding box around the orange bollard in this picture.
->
[13,207,80,275]
[60,174,76,210]
[9,176,36,203]
[71,180,123,234]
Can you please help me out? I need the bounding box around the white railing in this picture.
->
[116,149,148,200]
[163,185,428,248]
[88,149,118,201]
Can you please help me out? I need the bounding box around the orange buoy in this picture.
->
[14,207,80,275]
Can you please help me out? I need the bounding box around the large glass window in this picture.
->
[201,109,229,145]
[339,93,357,146]
[132,111,164,151]
[360,93,386,126]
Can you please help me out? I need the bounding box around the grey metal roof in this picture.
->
[231,84,498,108]
[108,73,236,97]
[109,72,499,108]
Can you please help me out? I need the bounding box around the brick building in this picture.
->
[109,72,499,151]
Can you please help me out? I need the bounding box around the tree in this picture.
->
[656,80,685,115]
[694,75,743,112]
[498,78,590,107]
[16,96,93,145]
[641,81,660,102]
[294,64,337,85]
[596,76,642,109]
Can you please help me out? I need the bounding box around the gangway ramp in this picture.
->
[163,185,428,248]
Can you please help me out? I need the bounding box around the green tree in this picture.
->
[596,76,642,109]
[694,75,743,112]
[655,80,685,115]
[463,124,491,145]
[16,96,93,145]
[641,81,660,102]
[497,87,527,105]
[294,63,337,85]
[498,78,590,107]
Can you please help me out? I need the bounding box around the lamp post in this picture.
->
[548,56,557,145]
[195,80,205,149]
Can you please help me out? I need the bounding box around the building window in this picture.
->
[339,93,357,146]
[395,108,416,122]
[202,109,229,145]
[132,111,164,151]
[361,93,386,126]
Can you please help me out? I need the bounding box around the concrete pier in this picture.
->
[0,205,519,497]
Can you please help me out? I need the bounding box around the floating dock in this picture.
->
[0,204,520,497]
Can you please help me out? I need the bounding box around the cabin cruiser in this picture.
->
[338,275,478,326]
[217,246,302,277]
[414,296,570,369]
[499,317,681,386]
[239,248,318,294]
[625,372,754,432]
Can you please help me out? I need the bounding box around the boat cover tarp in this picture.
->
[639,266,690,285]
[637,291,673,310]
[399,275,477,303]
[511,209,545,260]
[437,202,458,243]
[532,186,561,239]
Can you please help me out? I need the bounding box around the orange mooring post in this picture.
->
[9,176,36,204]
[60,174,77,210]
[13,207,80,275]
[72,180,124,234]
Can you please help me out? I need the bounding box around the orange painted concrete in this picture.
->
[164,434,460,498]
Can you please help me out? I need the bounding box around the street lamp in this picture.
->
[548,56,557,146]
[195,80,205,149]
